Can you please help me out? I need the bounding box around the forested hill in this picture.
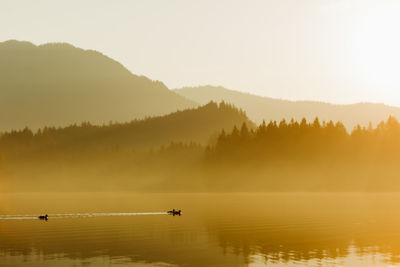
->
[0,102,253,157]
[175,86,400,130]
[0,40,197,131]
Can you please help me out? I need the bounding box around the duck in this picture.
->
[167,209,181,216]
[38,214,48,220]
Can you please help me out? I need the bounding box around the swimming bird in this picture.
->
[167,209,181,216]
[38,214,48,220]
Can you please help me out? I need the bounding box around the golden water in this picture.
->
[0,193,399,266]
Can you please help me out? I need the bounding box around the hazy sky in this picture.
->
[1,0,400,106]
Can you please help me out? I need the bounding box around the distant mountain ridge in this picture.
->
[0,40,197,131]
[175,86,400,130]
[3,39,399,133]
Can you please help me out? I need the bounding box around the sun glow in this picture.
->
[351,1,400,103]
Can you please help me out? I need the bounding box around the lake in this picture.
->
[0,192,400,266]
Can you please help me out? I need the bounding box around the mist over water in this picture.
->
[1,192,400,266]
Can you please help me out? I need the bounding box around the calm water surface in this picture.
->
[0,193,400,266]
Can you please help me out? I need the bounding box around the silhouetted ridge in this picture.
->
[0,39,36,49]
[175,85,400,130]
[0,40,197,131]
[0,101,253,156]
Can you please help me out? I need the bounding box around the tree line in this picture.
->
[208,116,400,163]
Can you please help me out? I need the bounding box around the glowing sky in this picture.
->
[1,0,400,105]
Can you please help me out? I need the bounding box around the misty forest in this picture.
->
[1,101,399,192]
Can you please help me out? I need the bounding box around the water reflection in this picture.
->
[203,194,400,266]
[0,193,400,266]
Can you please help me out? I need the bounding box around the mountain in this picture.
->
[175,86,400,130]
[0,40,197,131]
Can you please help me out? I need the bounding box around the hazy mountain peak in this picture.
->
[0,39,36,49]
[38,42,79,50]
[0,40,197,131]
[175,85,400,130]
